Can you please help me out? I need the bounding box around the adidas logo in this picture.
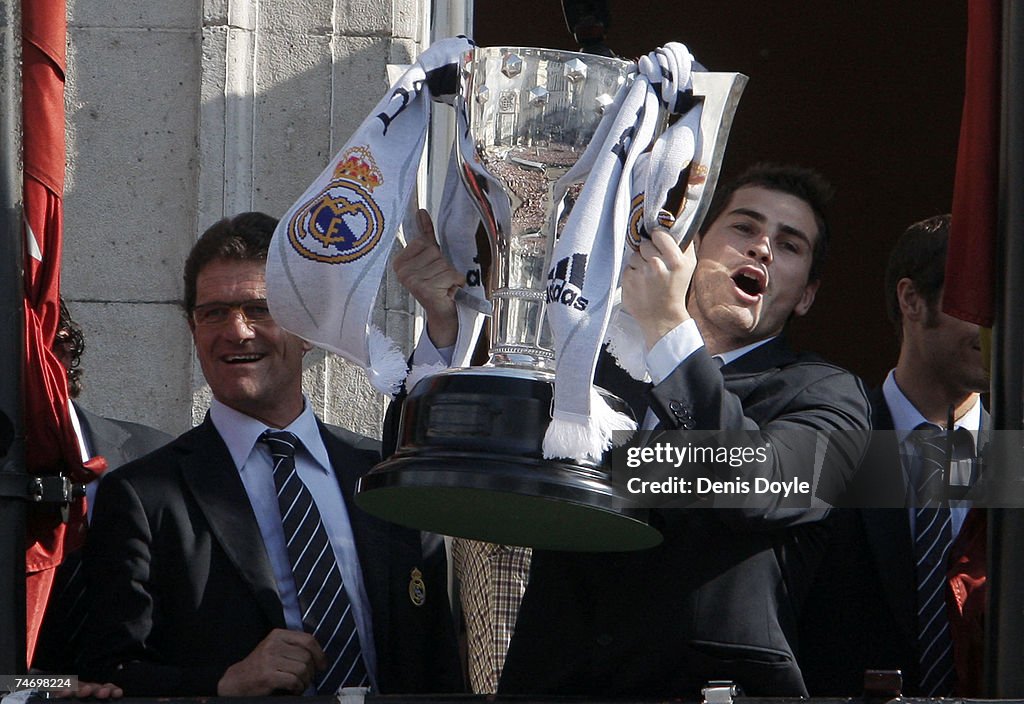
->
[546,253,589,311]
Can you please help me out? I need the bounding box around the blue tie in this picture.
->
[260,430,368,693]
[910,423,973,696]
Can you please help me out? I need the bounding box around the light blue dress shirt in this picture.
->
[882,370,981,540]
[209,397,379,690]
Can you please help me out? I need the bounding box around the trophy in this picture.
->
[355,47,746,551]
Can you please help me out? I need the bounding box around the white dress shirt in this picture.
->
[642,318,775,428]
[209,397,379,690]
[66,401,101,522]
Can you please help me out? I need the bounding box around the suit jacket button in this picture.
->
[596,633,613,647]
[669,401,682,412]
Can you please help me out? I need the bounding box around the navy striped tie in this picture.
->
[911,424,966,696]
[260,430,368,693]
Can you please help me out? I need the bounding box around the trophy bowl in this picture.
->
[355,46,744,551]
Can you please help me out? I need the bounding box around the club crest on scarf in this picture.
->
[626,162,710,252]
[286,146,386,264]
[626,193,646,251]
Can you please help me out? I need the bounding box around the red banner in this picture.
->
[22,0,89,665]
[945,0,1001,327]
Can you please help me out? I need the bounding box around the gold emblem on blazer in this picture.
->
[408,567,426,606]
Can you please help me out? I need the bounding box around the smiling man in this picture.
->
[78,213,461,697]
[495,163,871,697]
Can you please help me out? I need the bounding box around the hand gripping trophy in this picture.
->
[266,38,746,551]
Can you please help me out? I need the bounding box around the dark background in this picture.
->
[474,1,968,387]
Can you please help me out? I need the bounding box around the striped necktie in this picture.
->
[260,430,368,693]
[910,423,973,696]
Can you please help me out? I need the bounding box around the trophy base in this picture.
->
[355,368,663,552]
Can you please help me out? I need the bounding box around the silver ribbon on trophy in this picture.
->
[355,44,747,551]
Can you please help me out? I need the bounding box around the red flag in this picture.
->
[22,0,89,665]
[945,0,1001,327]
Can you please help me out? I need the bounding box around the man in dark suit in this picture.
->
[78,213,461,697]
[32,299,173,676]
[798,215,988,696]
[495,164,870,697]
[50,296,174,520]
[398,164,871,696]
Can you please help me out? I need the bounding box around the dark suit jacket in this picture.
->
[499,337,870,698]
[798,389,989,696]
[32,406,173,672]
[77,417,462,696]
[76,405,175,470]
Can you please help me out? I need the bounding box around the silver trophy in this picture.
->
[356,47,746,551]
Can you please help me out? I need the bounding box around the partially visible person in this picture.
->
[52,681,124,700]
[76,213,462,697]
[450,540,531,693]
[947,506,986,696]
[799,214,988,696]
[54,298,174,519]
[392,211,530,694]
[396,164,872,696]
[32,298,173,675]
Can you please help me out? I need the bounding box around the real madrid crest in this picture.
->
[408,567,426,607]
[626,161,709,251]
[626,193,646,251]
[287,145,386,264]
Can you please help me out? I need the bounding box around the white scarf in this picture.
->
[268,39,708,465]
[542,42,704,461]
[266,36,482,396]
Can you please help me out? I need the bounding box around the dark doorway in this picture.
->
[474,2,967,386]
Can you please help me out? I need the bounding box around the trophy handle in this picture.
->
[673,72,749,245]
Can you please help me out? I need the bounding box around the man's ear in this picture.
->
[792,278,821,319]
[896,277,926,323]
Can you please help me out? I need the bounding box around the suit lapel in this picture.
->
[862,507,916,646]
[180,419,285,628]
[721,336,797,375]
[75,403,131,468]
[861,392,917,647]
[719,336,798,405]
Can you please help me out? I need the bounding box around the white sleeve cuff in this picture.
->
[646,318,704,385]
[412,336,454,367]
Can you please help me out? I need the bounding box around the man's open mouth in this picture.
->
[732,267,767,298]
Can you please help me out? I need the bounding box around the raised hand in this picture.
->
[621,228,697,350]
[392,209,464,347]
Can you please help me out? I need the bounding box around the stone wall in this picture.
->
[61,0,469,438]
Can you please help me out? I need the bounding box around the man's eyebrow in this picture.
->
[778,224,812,248]
[728,207,812,248]
[728,207,766,223]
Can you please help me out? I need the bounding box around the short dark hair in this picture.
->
[884,214,950,342]
[56,297,86,398]
[699,163,834,282]
[183,212,278,315]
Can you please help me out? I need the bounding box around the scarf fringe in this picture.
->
[405,361,448,394]
[366,325,409,397]
[605,310,651,382]
[542,389,638,462]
